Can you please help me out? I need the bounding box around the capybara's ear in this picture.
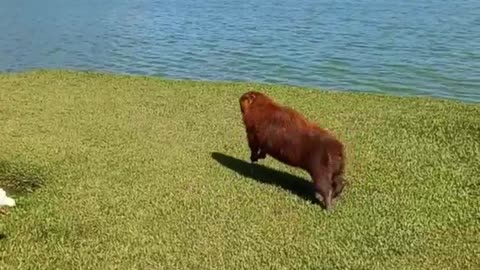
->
[248,92,257,104]
[249,91,258,102]
[244,92,255,103]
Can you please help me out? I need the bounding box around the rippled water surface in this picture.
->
[1,0,479,102]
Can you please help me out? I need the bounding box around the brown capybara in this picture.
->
[239,90,346,210]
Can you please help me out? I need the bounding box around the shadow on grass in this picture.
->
[0,160,47,196]
[211,152,317,204]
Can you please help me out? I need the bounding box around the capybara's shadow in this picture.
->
[211,152,317,204]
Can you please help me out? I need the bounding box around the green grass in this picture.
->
[0,69,479,269]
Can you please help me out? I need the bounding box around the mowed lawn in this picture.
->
[0,70,479,269]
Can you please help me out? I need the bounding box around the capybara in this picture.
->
[239,90,346,210]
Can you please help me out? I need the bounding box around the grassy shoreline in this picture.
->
[1,70,479,269]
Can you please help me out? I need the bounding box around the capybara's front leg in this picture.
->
[332,174,346,199]
[247,132,261,163]
[313,170,333,211]
[258,149,267,159]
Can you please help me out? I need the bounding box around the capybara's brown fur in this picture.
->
[239,90,346,210]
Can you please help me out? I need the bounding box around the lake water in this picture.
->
[1,0,479,102]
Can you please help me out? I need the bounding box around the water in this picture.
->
[1,0,479,102]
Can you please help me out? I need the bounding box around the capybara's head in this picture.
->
[239,91,269,114]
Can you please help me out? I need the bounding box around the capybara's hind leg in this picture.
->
[313,171,333,211]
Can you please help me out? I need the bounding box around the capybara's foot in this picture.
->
[315,192,333,211]
[250,150,266,163]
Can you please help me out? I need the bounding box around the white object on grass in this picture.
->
[0,188,15,207]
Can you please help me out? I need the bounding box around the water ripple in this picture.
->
[0,0,479,102]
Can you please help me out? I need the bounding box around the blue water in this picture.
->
[1,0,479,102]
